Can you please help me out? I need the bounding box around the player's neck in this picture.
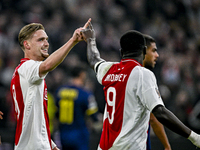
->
[122,56,143,64]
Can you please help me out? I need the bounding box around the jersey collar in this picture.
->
[21,58,30,63]
[121,58,142,66]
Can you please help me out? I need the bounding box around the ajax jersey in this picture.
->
[10,58,52,150]
[95,59,164,150]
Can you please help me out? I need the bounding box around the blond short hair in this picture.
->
[18,23,45,50]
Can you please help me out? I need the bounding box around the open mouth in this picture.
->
[42,49,48,52]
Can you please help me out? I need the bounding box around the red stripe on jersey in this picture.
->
[100,59,141,150]
[10,60,27,145]
[43,81,52,149]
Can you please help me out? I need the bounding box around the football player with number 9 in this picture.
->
[81,21,200,150]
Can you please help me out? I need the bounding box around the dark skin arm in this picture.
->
[150,113,171,150]
[152,105,191,138]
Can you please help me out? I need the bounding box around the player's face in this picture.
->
[28,29,49,61]
[143,42,159,69]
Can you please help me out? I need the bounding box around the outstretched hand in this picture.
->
[81,20,96,41]
[72,18,91,42]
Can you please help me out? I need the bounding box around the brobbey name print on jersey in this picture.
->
[104,74,127,82]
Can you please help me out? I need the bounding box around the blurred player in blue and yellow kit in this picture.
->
[55,65,102,150]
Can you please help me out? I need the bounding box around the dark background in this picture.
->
[1,0,200,149]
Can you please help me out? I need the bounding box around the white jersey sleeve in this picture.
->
[137,67,164,112]
[94,61,116,84]
[18,60,47,84]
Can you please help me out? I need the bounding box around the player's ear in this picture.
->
[24,41,30,50]
[143,46,147,55]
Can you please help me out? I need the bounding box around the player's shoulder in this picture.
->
[133,66,155,78]
[133,65,152,73]
[21,59,42,69]
[142,66,154,75]
[98,61,117,70]
[96,61,117,75]
[95,61,118,84]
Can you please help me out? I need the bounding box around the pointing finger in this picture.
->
[83,18,92,29]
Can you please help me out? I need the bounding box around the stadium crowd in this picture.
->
[0,0,200,149]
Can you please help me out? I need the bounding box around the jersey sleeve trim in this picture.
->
[96,62,116,84]
[94,60,106,73]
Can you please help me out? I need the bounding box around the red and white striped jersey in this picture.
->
[10,58,52,150]
[95,59,164,150]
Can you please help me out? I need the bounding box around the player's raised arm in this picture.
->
[39,18,91,77]
[81,21,105,70]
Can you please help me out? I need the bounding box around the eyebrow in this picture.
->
[37,37,48,41]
